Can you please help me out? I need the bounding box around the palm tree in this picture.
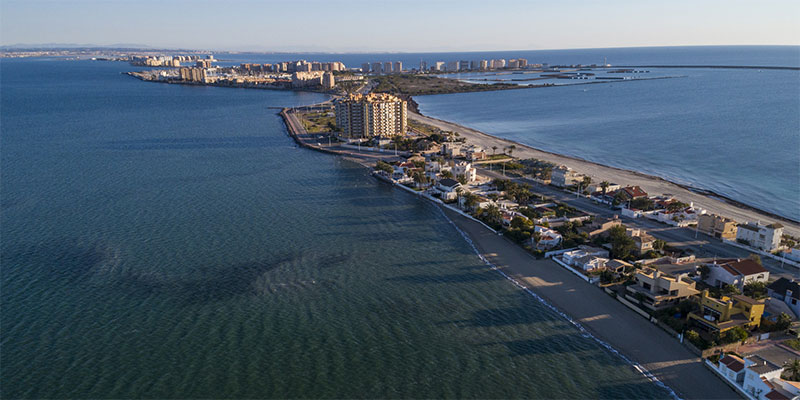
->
[600,181,610,196]
[784,359,800,381]
[455,187,463,206]
[491,145,498,156]
[508,144,516,158]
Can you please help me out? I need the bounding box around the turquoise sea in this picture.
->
[0,58,672,398]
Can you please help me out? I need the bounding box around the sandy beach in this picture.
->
[442,207,740,400]
[410,111,800,237]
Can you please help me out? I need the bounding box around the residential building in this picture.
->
[715,354,746,385]
[321,72,335,89]
[419,61,427,71]
[688,290,764,334]
[508,59,519,69]
[625,267,699,310]
[383,61,393,73]
[490,59,506,69]
[626,227,657,255]
[562,245,609,266]
[767,278,800,318]
[361,63,371,73]
[736,221,784,251]
[334,93,407,138]
[436,178,462,201]
[588,182,621,194]
[470,60,481,70]
[615,186,649,202]
[605,259,633,274]
[434,61,445,71]
[517,58,528,68]
[575,255,608,271]
[578,216,622,238]
[742,354,791,400]
[291,71,325,88]
[393,61,402,73]
[479,60,488,70]
[371,62,383,74]
[446,61,459,72]
[704,258,769,290]
[551,166,583,187]
[533,225,562,249]
[459,60,470,71]
[698,214,738,240]
[441,142,462,158]
[713,348,800,400]
[452,161,477,183]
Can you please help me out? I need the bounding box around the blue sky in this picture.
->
[2,0,798,51]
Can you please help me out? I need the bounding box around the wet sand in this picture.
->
[442,207,740,400]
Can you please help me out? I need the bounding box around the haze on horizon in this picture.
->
[1,0,799,52]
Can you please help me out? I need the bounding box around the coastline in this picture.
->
[278,106,741,399]
[408,110,800,236]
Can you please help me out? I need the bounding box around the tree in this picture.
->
[508,144,516,157]
[609,225,636,259]
[483,204,503,227]
[774,313,792,331]
[491,145,498,156]
[412,171,427,186]
[721,326,748,344]
[510,216,533,230]
[463,192,479,211]
[698,265,710,281]
[441,170,453,179]
[748,254,762,266]
[581,176,592,194]
[666,201,689,212]
[456,175,467,185]
[721,284,741,296]
[743,281,767,299]
[375,160,393,174]
[455,187,464,204]
[783,359,800,381]
[600,181,611,196]
[653,239,667,252]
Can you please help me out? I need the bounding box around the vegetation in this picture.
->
[783,359,800,381]
[493,179,534,204]
[784,338,800,351]
[374,160,393,174]
[372,74,522,96]
[298,111,337,133]
[743,281,767,299]
[630,197,655,211]
[719,326,749,344]
[609,225,636,260]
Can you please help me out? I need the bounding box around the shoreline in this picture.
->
[408,109,800,235]
[278,106,740,399]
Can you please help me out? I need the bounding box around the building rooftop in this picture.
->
[768,278,800,300]
[717,259,768,276]
[720,354,745,372]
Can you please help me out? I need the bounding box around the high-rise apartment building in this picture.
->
[335,93,407,138]
[383,62,393,73]
[393,61,402,73]
[419,61,427,71]
[361,63,371,73]
[371,62,383,74]
[446,61,459,72]
[434,61,445,71]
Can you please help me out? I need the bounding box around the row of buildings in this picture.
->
[419,58,540,73]
[129,54,213,67]
[361,61,403,74]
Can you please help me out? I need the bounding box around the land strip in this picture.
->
[408,110,800,236]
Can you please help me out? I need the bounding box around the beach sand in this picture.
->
[442,207,739,400]
[410,111,799,237]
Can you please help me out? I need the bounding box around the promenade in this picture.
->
[443,207,740,400]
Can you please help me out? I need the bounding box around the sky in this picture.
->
[1,0,799,52]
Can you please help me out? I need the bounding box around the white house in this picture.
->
[533,225,562,249]
[562,246,609,266]
[736,221,784,252]
[452,161,477,183]
[742,355,786,400]
[435,178,462,201]
[551,166,583,188]
[704,258,769,290]
[647,206,704,227]
[716,354,746,385]
[575,255,609,271]
[767,278,800,318]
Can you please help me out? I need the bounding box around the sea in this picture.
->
[0,46,795,398]
[0,57,674,398]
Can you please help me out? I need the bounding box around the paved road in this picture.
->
[477,167,799,280]
[443,208,740,400]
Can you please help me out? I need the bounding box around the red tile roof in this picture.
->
[720,355,745,372]
[719,259,768,276]
[622,186,648,198]
[765,389,788,400]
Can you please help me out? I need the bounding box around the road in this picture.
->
[477,166,799,280]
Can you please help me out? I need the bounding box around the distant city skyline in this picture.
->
[2,0,799,52]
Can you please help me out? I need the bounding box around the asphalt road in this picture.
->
[477,167,799,281]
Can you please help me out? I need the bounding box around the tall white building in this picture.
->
[434,61,445,71]
[335,93,408,138]
[393,61,402,73]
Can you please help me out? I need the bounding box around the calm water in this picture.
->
[414,52,800,221]
[0,59,671,398]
